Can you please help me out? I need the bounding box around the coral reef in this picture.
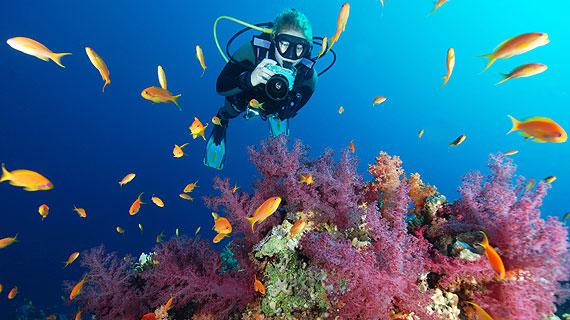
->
[69,137,569,320]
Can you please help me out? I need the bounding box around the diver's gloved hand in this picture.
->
[250,59,277,87]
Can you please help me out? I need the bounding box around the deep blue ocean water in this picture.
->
[1,0,568,317]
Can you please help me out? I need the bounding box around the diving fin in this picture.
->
[204,124,227,170]
[268,115,290,138]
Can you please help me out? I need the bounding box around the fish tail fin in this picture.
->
[479,231,489,247]
[480,53,496,73]
[507,115,520,134]
[496,74,510,85]
[440,75,449,89]
[50,52,72,68]
[0,163,10,182]
[245,217,256,232]
[172,94,182,111]
[102,79,110,93]
[201,69,206,78]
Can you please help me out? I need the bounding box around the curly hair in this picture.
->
[272,9,313,41]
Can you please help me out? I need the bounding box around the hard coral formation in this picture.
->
[71,137,569,320]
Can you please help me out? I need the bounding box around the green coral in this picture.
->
[220,242,238,273]
[253,220,329,318]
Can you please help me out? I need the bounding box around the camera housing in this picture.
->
[264,64,296,101]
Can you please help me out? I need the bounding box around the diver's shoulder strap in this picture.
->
[252,34,272,63]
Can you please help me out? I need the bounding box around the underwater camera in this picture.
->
[264,64,296,101]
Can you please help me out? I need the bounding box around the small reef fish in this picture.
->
[249,99,265,110]
[419,129,425,139]
[176,228,179,237]
[157,65,167,90]
[300,173,314,185]
[74,310,82,320]
[151,195,164,207]
[195,227,201,235]
[196,45,207,76]
[179,193,194,201]
[64,252,80,268]
[8,287,18,300]
[156,232,165,243]
[466,301,495,320]
[430,0,449,15]
[46,315,57,320]
[441,48,455,88]
[478,231,505,280]
[141,86,182,111]
[73,206,87,218]
[449,134,466,147]
[246,197,282,232]
[317,36,328,59]
[543,176,557,184]
[0,235,18,249]
[129,192,144,216]
[329,2,350,52]
[116,226,125,234]
[254,276,266,295]
[189,117,208,140]
[562,212,570,222]
[212,212,232,234]
[349,140,356,153]
[507,115,567,143]
[372,96,387,107]
[69,275,88,301]
[290,219,307,237]
[141,313,157,320]
[119,173,136,187]
[173,143,189,158]
[213,232,229,243]
[0,283,2,293]
[7,37,71,68]
[482,32,550,72]
[38,204,49,220]
[504,150,518,156]
[1,164,53,191]
[85,47,110,92]
[338,106,344,114]
[231,185,240,193]
[164,295,174,311]
[138,224,143,232]
[497,63,547,85]
[526,178,536,192]
[212,116,222,126]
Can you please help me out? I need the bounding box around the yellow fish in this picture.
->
[69,275,88,301]
[157,65,167,90]
[38,204,50,220]
[212,116,222,126]
[300,173,314,185]
[317,36,328,59]
[372,96,387,107]
[176,228,179,237]
[85,47,110,92]
[8,287,18,300]
[189,117,208,140]
[156,232,165,243]
[196,45,207,77]
[1,164,53,191]
[482,32,550,72]
[507,115,567,143]
[290,219,307,237]
[441,48,455,88]
[526,178,536,192]
[449,134,466,147]
[466,301,495,320]
[141,86,182,111]
[0,283,3,294]
[231,185,240,193]
[562,212,570,222]
[118,173,136,187]
[504,150,518,156]
[430,0,450,15]
[7,37,71,68]
[419,129,425,139]
[151,195,165,207]
[0,235,18,249]
[184,181,199,193]
[173,143,190,158]
[73,206,87,218]
[213,232,229,243]
[496,63,548,85]
[64,251,80,268]
[246,197,282,232]
[249,99,265,110]
[116,226,125,234]
[328,3,350,52]
[195,226,201,235]
[179,193,194,201]
[138,223,143,232]
[544,176,557,184]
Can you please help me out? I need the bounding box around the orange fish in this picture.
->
[213,232,229,244]
[189,117,208,140]
[164,295,174,311]
[140,313,157,320]
[173,143,190,158]
[0,235,18,249]
[290,219,307,237]
[119,173,136,187]
[504,150,518,156]
[497,63,548,85]
[231,185,239,193]
[479,231,505,280]
[482,33,549,72]
[157,65,167,90]
[141,86,182,110]
[300,173,314,185]
[179,193,194,201]
[246,197,282,232]
[196,45,207,77]
[69,274,88,300]
[329,3,350,52]
[7,37,71,68]
[64,251,80,268]
[430,0,450,15]
[85,47,111,92]
[254,276,266,295]
[38,204,49,220]
[466,301,495,320]
[184,181,199,193]
[349,140,356,153]
[212,212,232,234]
[441,48,455,88]
[544,176,557,184]
[129,192,144,215]
[317,36,328,59]
[74,310,82,320]
[8,287,18,299]
[338,106,344,114]
[507,115,567,143]
[1,163,53,191]
[372,96,387,107]
[151,195,165,207]
[449,134,466,147]
[73,206,87,218]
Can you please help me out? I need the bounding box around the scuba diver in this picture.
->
[205,9,336,170]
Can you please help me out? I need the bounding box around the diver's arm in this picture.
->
[295,70,318,110]
[216,42,256,96]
